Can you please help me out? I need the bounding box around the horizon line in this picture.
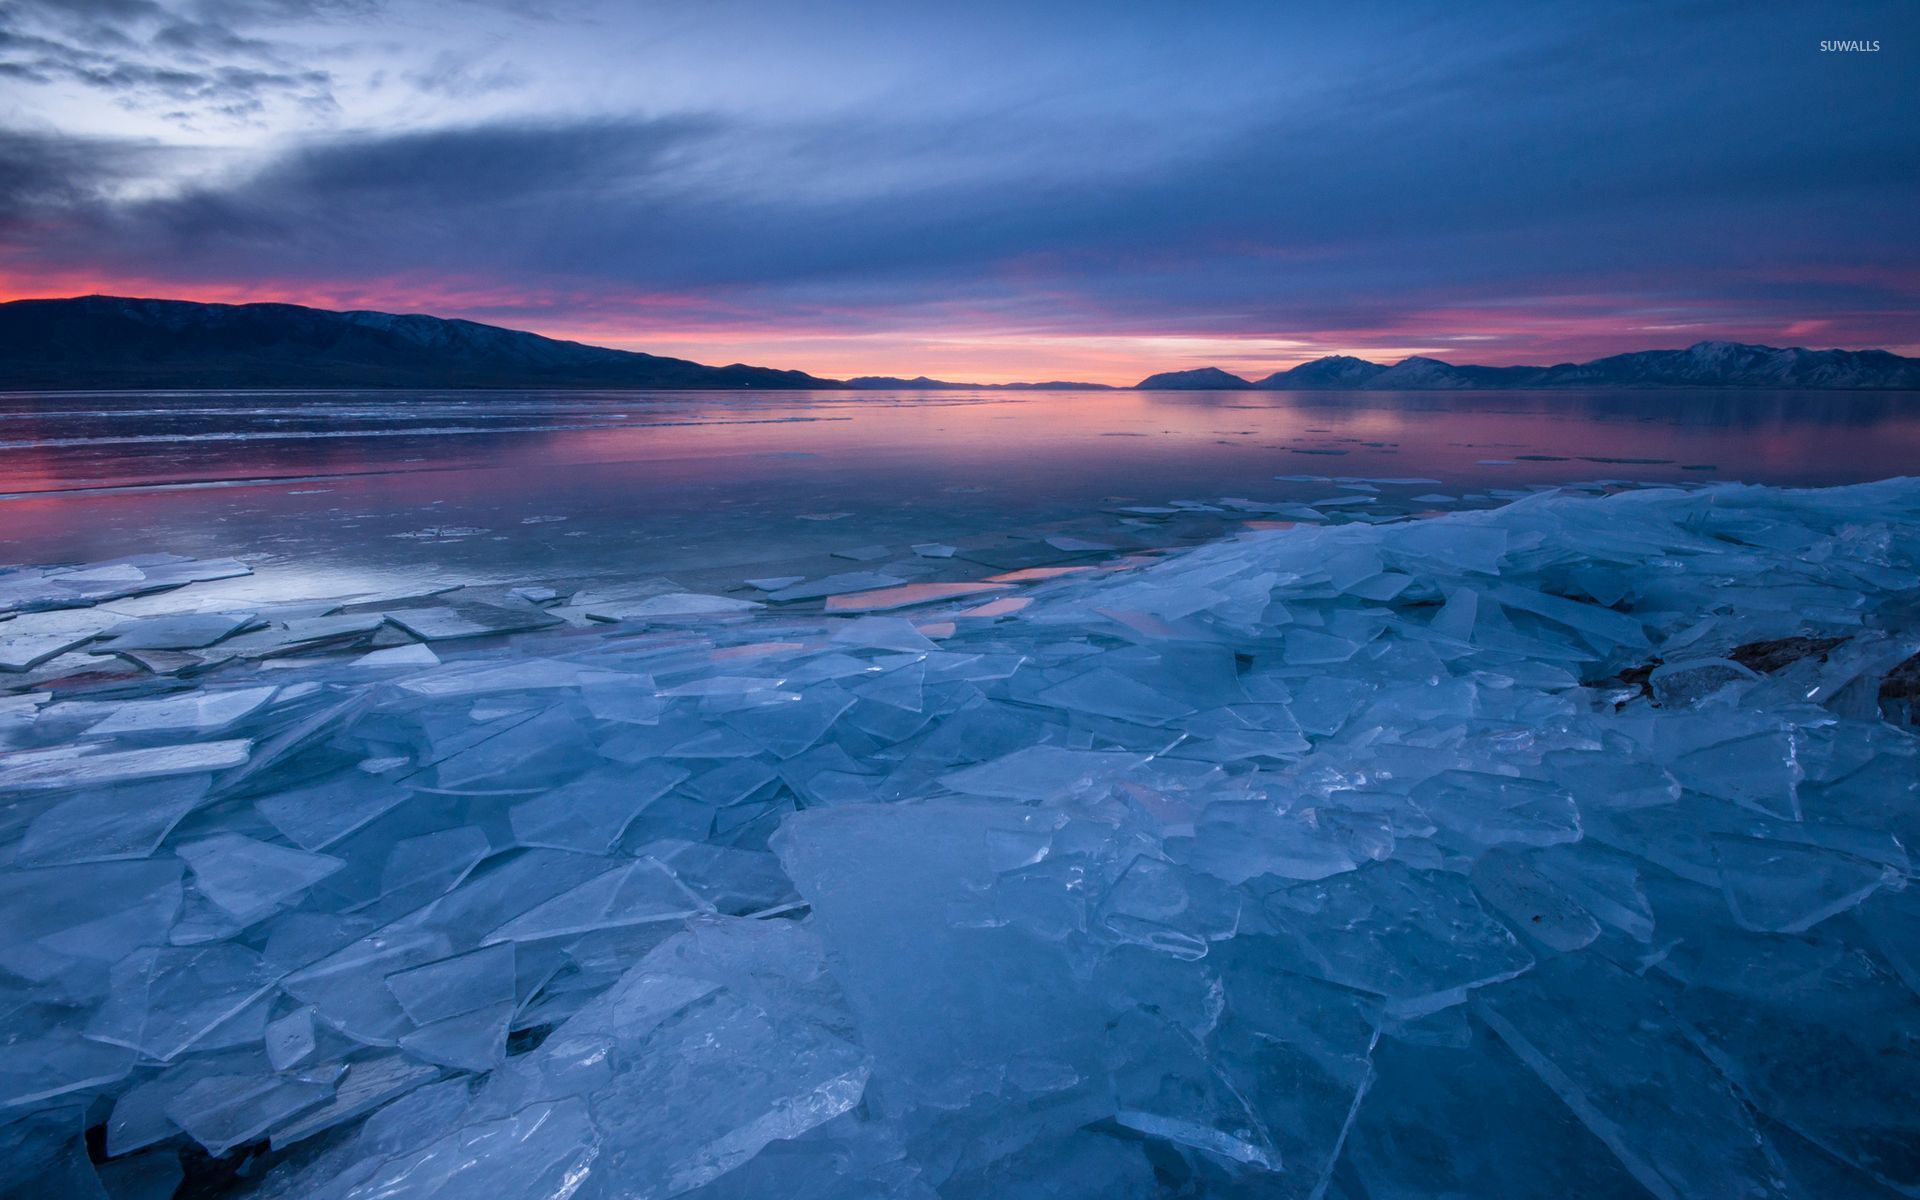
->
[6,289,1916,389]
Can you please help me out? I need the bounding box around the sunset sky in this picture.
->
[2,0,1915,384]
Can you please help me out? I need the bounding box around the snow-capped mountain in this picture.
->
[1221,342,1920,391]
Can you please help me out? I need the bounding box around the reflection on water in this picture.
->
[2,387,1917,585]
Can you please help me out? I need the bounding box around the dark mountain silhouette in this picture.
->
[0,296,839,390]
[7,298,1915,393]
[844,375,1113,391]
[1240,342,1920,391]
[1135,367,1255,389]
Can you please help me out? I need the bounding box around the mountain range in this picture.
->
[0,296,835,390]
[1137,342,1920,390]
[2,296,1916,391]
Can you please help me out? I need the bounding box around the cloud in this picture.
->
[0,0,1915,368]
[0,0,337,123]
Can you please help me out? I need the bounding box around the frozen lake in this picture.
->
[2,388,1918,1199]
[5,387,1919,592]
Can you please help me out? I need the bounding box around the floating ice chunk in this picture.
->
[1711,835,1897,933]
[353,643,439,668]
[824,581,1011,613]
[588,592,762,621]
[399,1002,513,1072]
[16,776,209,867]
[481,919,868,1196]
[775,801,1097,1123]
[177,834,345,926]
[0,631,99,671]
[265,1006,318,1070]
[384,602,561,641]
[268,1052,443,1148]
[744,575,805,591]
[97,612,256,651]
[765,571,903,602]
[484,859,708,945]
[717,686,854,759]
[1469,849,1601,951]
[256,775,413,851]
[1045,535,1114,553]
[0,1028,137,1108]
[373,826,493,918]
[1268,862,1534,1016]
[829,615,938,651]
[1346,1008,1645,1200]
[1648,658,1760,707]
[912,543,957,558]
[1477,957,1797,1200]
[165,1073,332,1156]
[385,944,515,1025]
[1035,667,1194,725]
[509,762,688,852]
[87,944,279,1061]
[331,1096,598,1195]
[1097,855,1240,959]
[0,859,182,990]
[0,739,251,791]
[85,685,275,735]
[942,746,1149,800]
[1481,581,1648,651]
[1666,925,1920,1194]
[834,544,892,561]
[282,927,459,1046]
[1413,770,1583,848]
[1170,802,1362,884]
[1283,628,1363,665]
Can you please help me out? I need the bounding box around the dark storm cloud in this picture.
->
[0,0,336,119]
[0,129,177,225]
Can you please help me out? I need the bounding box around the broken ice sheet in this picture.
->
[941,746,1150,801]
[384,601,562,641]
[484,859,709,944]
[508,761,689,852]
[585,592,761,621]
[0,738,251,791]
[86,944,280,1061]
[95,611,258,651]
[165,1073,333,1156]
[255,774,414,851]
[823,581,1011,613]
[0,481,1912,1195]
[0,858,182,993]
[478,919,869,1196]
[1477,956,1798,1200]
[385,943,515,1024]
[177,833,345,926]
[1266,862,1534,1017]
[83,685,276,735]
[15,775,209,867]
[398,1002,514,1072]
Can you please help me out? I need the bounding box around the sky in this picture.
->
[1,0,1915,384]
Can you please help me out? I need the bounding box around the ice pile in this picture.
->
[2,480,1918,1199]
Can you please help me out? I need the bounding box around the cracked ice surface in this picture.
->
[2,480,1919,1199]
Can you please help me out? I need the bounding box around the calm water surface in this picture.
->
[3,387,1917,595]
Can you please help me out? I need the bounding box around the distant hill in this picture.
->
[1255,355,1388,390]
[8,299,1915,393]
[845,375,1114,391]
[1135,367,1255,390]
[1237,342,1920,391]
[0,296,841,390]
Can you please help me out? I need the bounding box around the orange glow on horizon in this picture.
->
[5,268,1915,387]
